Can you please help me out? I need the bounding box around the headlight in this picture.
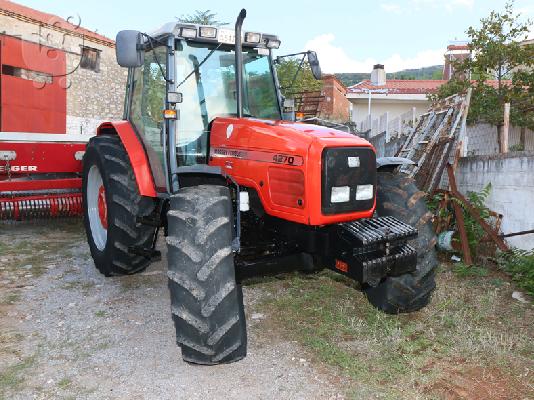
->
[347,156,360,168]
[245,32,261,43]
[331,186,350,203]
[266,39,280,49]
[180,28,197,38]
[199,27,217,38]
[356,185,373,201]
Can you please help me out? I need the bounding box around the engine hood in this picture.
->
[210,117,373,152]
[259,119,369,142]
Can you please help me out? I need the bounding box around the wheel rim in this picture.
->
[87,165,107,251]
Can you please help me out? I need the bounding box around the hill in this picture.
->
[336,65,444,87]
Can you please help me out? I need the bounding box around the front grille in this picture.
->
[339,216,417,246]
[321,147,376,214]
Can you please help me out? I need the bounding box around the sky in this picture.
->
[16,0,534,73]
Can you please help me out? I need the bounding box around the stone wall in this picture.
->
[456,152,534,250]
[0,10,126,137]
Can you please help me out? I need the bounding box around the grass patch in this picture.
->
[452,263,489,277]
[94,310,106,318]
[0,356,36,396]
[1,292,20,305]
[57,377,72,389]
[258,268,534,398]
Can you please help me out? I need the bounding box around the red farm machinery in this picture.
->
[0,34,85,219]
[1,9,438,366]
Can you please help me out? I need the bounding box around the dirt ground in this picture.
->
[1,221,533,400]
[0,221,343,400]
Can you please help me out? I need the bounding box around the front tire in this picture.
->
[82,135,158,276]
[364,171,438,314]
[166,185,247,365]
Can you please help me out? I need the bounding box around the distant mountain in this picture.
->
[336,65,444,87]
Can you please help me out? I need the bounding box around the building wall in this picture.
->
[0,11,126,136]
[319,75,350,122]
[349,98,431,123]
[456,152,534,250]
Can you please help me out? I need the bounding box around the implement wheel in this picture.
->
[364,171,438,314]
[166,185,247,365]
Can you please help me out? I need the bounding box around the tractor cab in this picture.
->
[115,14,321,193]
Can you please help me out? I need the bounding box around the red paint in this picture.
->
[97,121,157,197]
[335,259,349,273]
[0,178,81,192]
[98,185,108,228]
[267,167,305,209]
[0,34,66,133]
[0,141,85,175]
[209,117,376,226]
[96,118,375,226]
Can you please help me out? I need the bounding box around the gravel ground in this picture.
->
[0,222,344,400]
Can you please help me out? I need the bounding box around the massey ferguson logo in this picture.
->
[0,165,38,172]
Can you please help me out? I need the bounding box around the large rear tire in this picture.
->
[166,185,247,365]
[82,135,158,276]
[364,171,438,314]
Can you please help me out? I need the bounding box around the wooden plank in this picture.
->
[457,88,472,158]
[502,102,510,153]
[446,164,509,252]
[409,107,455,178]
[446,165,473,264]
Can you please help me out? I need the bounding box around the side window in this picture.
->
[129,46,168,190]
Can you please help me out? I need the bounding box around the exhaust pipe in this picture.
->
[235,8,246,119]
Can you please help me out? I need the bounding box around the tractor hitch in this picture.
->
[328,217,418,286]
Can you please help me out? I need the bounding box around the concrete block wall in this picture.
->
[456,152,534,250]
[368,131,404,158]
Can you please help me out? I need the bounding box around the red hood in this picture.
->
[210,117,374,155]
[243,118,371,146]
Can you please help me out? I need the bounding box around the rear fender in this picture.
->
[96,121,157,197]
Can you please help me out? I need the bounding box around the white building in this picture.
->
[347,64,446,128]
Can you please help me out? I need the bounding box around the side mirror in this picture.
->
[307,51,322,80]
[116,30,143,68]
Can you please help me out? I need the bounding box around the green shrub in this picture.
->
[497,249,534,297]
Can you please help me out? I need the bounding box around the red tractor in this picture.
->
[82,10,437,365]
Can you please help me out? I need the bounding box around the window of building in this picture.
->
[1,64,53,84]
[80,46,101,72]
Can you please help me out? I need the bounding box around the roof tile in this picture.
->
[0,0,114,44]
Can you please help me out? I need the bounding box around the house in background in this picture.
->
[346,43,471,131]
[318,74,351,122]
[346,65,444,126]
[0,0,126,137]
[443,43,470,80]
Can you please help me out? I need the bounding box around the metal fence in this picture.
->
[357,108,417,140]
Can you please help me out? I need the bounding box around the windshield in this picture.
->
[174,41,280,156]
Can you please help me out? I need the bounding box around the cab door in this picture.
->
[128,46,168,192]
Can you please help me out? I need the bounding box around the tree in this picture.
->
[431,69,443,80]
[431,2,534,131]
[275,57,322,98]
[177,10,228,26]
